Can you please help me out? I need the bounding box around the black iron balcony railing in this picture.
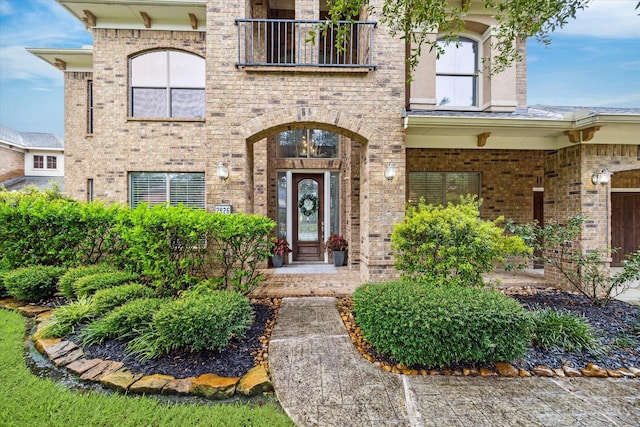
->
[235,18,377,68]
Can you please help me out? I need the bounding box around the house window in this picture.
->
[276,129,339,159]
[129,172,205,209]
[87,80,94,134]
[87,179,94,202]
[33,155,44,169]
[409,171,481,205]
[436,37,478,107]
[47,156,57,169]
[130,50,205,118]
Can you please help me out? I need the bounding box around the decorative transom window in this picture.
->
[130,50,205,118]
[129,172,205,209]
[436,37,478,107]
[276,129,339,159]
[409,171,481,205]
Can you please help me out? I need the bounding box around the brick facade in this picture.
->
[0,146,24,182]
[51,0,639,285]
[407,148,544,224]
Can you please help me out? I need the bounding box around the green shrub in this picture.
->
[129,291,253,360]
[391,196,530,287]
[36,297,97,339]
[116,205,275,295]
[3,265,66,302]
[0,270,9,298]
[73,271,140,297]
[529,308,599,352]
[0,189,124,269]
[58,264,119,299]
[81,297,168,346]
[353,280,531,367]
[92,283,156,313]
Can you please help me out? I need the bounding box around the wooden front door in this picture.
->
[293,174,324,261]
[612,192,640,266]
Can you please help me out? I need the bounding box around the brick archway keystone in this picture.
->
[240,107,378,144]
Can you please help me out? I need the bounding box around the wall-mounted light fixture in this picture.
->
[384,163,397,181]
[591,168,611,186]
[217,162,229,181]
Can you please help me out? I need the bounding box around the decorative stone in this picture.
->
[190,374,239,399]
[35,311,53,323]
[34,337,61,354]
[237,365,273,397]
[463,367,479,376]
[581,363,608,378]
[616,368,637,378]
[562,366,582,377]
[518,369,532,377]
[606,369,623,378]
[627,367,640,377]
[130,374,175,394]
[80,360,124,381]
[16,305,50,317]
[1,299,26,309]
[66,358,103,375]
[44,340,78,360]
[479,367,496,377]
[553,368,566,377]
[162,377,195,395]
[495,362,518,377]
[53,348,84,367]
[100,370,143,392]
[532,365,555,377]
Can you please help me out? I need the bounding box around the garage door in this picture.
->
[611,192,640,266]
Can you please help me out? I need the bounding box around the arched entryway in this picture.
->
[243,118,368,268]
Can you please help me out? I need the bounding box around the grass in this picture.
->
[0,309,294,427]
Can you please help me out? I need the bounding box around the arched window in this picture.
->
[436,37,478,107]
[130,50,205,118]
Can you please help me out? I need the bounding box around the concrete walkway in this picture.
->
[269,297,640,427]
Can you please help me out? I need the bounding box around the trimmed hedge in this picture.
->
[92,283,156,313]
[58,264,119,299]
[353,281,531,367]
[0,270,9,298]
[128,290,253,360]
[3,266,66,302]
[73,271,140,297]
[154,290,254,352]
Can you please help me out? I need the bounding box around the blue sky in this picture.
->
[0,0,639,137]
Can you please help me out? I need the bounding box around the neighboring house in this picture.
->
[0,125,64,191]
[29,0,639,286]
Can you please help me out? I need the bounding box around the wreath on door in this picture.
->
[298,193,319,217]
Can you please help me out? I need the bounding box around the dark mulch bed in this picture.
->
[510,289,640,370]
[341,288,640,372]
[67,299,277,379]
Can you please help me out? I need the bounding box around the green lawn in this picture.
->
[0,309,294,427]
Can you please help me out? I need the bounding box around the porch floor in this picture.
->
[250,265,551,298]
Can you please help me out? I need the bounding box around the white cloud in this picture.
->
[0,0,15,16]
[0,45,62,83]
[556,0,640,38]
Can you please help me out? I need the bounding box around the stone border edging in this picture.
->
[337,296,640,380]
[0,298,275,400]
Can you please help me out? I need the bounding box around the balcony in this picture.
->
[235,19,377,69]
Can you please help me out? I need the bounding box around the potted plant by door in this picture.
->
[272,238,291,268]
[325,234,348,266]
